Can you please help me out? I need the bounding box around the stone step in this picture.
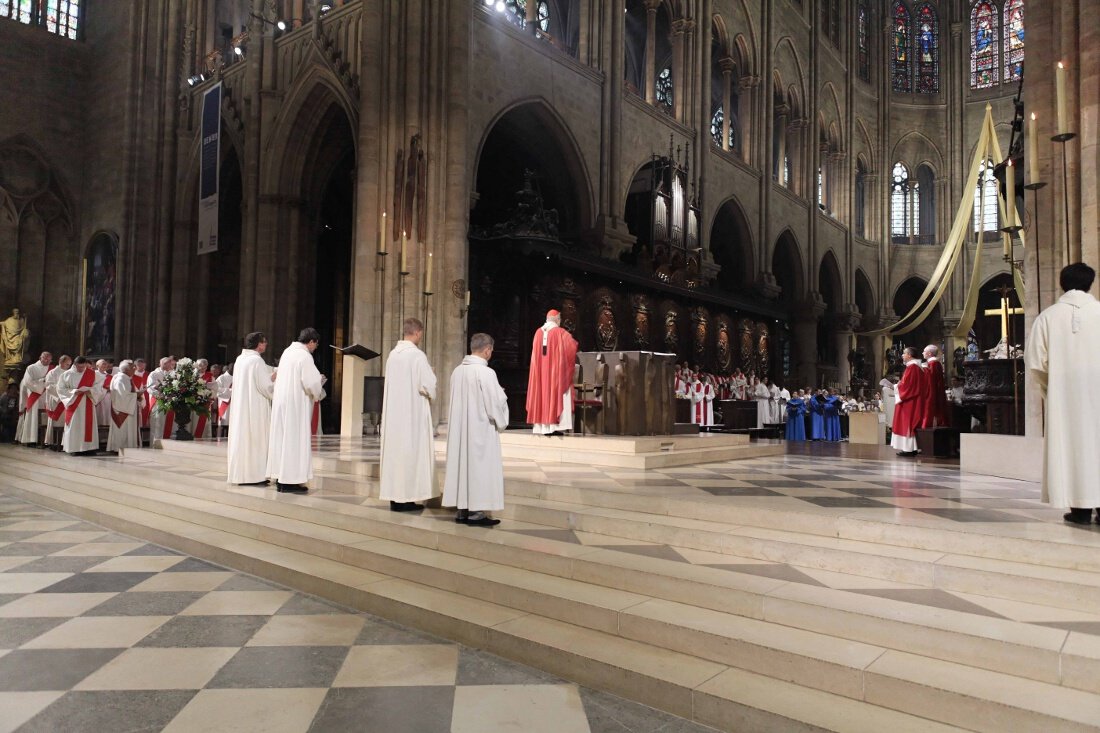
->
[503,476,1100,574]
[4,466,1093,732]
[5,451,1100,696]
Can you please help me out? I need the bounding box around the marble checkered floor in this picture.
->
[0,495,716,733]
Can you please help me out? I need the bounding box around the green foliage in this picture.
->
[152,357,213,417]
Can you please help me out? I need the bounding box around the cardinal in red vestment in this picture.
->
[526,310,579,435]
[919,345,950,428]
[891,347,927,456]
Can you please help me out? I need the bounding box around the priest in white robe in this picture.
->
[267,328,326,493]
[1026,263,1100,524]
[443,333,509,526]
[43,355,71,449]
[93,359,114,428]
[15,351,52,446]
[767,379,781,424]
[380,317,438,511]
[147,356,176,442]
[228,332,275,485]
[106,360,142,453]
[752,377,770,428]
[880,377,897,432]
[58,356,106,454]
[215,366,233,436]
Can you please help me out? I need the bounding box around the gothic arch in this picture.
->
[709,195,755,290]
[473,98,595,235]
[773,37,807,111]
[891,130,945,174]
[818,249,844,308]
[854,267,876,320]
[854,117,876,172]
[267,65,359,180]
[771,229,805,305]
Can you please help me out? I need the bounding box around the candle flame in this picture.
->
[1007,158,1013,166]
[1058,61,1065,70]
[1030,112,1036,121]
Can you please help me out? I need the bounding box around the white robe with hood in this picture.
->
[1026,289,1100,509]
[380,340,438,502]
[443,355,509,512]
[227,349,274,484]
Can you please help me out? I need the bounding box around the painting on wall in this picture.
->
[82,232,117,357]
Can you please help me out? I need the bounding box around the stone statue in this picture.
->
[595,297,619,351]
[1,308,29,369]
[716,323,732,373]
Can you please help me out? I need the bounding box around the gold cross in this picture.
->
[983,297,1024,341]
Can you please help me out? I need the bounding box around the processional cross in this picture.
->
[982,296,1024,342]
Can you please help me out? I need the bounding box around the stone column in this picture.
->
[671,19,691,121]
[719,57,734,152]
[793,295,827,388]
[774,104,789,182]
[525,0,537,35]
[738,75,758,161]
[940,315,962,381]
[593,0,636,259]
[834,308,862,389]
[643,0,659,104]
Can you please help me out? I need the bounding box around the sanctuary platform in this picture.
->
[2,438,1100,732]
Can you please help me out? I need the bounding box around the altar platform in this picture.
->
[2,438,1100,732]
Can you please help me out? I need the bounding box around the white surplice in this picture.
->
[379,340,438,503]
[442,355,509,512]
[94,371,113,427]
[43,365,65,446]
[753,383,770,428]
[768,384,781,424]
[146,368,169,440]
[267,342,325,485]
[106,373,141,453]
[778,388,790,424]
[15,361,50,444]
[227,349,274,484]
[57,366,106,453]
[1026,289,1100,509]
[215,371,233,427]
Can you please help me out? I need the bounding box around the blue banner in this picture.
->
[198,83,222,255]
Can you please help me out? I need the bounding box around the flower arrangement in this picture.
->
[153,357,214,418]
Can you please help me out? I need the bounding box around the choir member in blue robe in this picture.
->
[785,398,806,441]
[824,392,843,441]
[809,394,826,440]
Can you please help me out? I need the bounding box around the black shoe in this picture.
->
[454,510,469,524]
[1064,509,1093,525]
[897,451,918,458]
[390,501,425,512]
[276,483,308,494]
[466,515,501,527]
[240,480,270,486]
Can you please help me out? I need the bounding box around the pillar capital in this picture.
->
[644,0,662,11]
[739,74,760,91]
[671,18,695,35]
[795,293,828,320]
[755,272,782,300]
[833,305,864,333]
[718,56,737,75]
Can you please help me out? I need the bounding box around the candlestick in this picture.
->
[379,212,387,253]
[400,231,408,273]
[1027,113,1039,186]
[1056,62,1068,137]
[1002,231,1011,260]
[465,290,471,307]
[425,252,433,293]
[1004,158,1015,229]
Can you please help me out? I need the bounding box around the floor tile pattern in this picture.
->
[0,495,716,733]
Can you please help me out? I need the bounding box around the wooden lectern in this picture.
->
[332,344,380,437]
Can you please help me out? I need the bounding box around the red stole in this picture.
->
[64,368,97,442]
[194,412,208,439]
[311,402,320,436]
[218,400,231,420]
[132,372,150,426]
[102,373,113,389]
[24,364,54,413]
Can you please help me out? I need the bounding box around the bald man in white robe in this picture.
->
[15,352,52,446]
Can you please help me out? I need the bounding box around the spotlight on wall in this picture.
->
[495,0,505,11]
[233,45,244,56]
[276,19,287,31]
[186,74,207,86]
[320,3,332,12]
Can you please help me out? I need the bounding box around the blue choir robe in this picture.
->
[785,399,806,441]
[824,396,842,441]
[810,397,826,440]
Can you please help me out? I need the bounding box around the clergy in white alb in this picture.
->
[1025,263,1100,524]
[752,378,770,428]
[767,380,781,424]
[215,367,233,434]
[15,351,52,445]
[442,333,509,526]
[379,317,438,511]
[93,360,114,428]
[43,355,71,448]
[267,328,326,492]
[880,377,896,429]
[227,333,275,485]
[146,356,176,441]
[57,356,106,454]
[106,360,142,453]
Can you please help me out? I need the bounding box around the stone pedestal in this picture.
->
[961,434,1042,482]
[339,354,368,437]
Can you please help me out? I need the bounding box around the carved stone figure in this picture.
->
[716,323,733,373]
[691,308,708,367]
[755,322,770,377]
[664,310,679,354]
[631,295,650,348]
[1,308,29,368]
[738,319,754,370]
[595,296,619,351]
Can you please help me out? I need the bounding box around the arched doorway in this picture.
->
[469,102,592,419]
[771,231,803,382]
[710,197,754,292]
[892,277,943,355]
[817,251,842,372]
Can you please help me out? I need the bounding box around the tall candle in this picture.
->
[465,290,471,307]
[400,231,407,272]
[1027,113,1039,185]
[1004,158,1015,228]
[379,211,387,254]
[425,252,433,293]
[1056,62,1068,136]
[1003,231,1011,260]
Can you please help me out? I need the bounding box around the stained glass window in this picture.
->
[818,168,824,208]
[504,0,549,33]
[1,0,80,38]
[914,4,938,93]
[857,4,870,82]
[891,162,918,240]
[891,2,911,93]
[728,89,740,152]
[711,108,724,148]
[1004,0,1024,83]
[855,161,867,237]
[974,159,999,232]
[656,67,673,113]
[970,1,998,89]
[783,156,791,188]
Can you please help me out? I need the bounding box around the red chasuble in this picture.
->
[525,324,578,425]
[891,361,927,439]
[919,358,950,428]
[64,367,98,442]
